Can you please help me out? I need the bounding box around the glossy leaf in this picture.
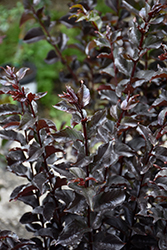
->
[94,232,125,250]
[87,110,107,138]
[53,127,84,142]
[16,67,30,80]
[32,172,48,194]
[23,27,45,43]
[0,104,21,116]
[20,212,39,224]
[56,219,90,247]
[44,50,59,64]
[77,83,90,108]
[0,130,26,145]
[94,189,125,212]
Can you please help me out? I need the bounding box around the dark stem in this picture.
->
[79,107,92,250]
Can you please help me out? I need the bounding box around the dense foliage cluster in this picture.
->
[1,0,167,249]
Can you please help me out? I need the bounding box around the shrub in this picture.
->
[1,0,167,249]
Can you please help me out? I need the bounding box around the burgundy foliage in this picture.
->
[1,0,167,249]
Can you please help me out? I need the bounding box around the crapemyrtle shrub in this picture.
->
[0,0,167,250]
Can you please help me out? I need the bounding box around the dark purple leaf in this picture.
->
[12,239,36,249]
[25,223,42,232]
[53,100,77,114]
[16,67,30,81]
[0,130,26,145]
[94,232,125,250]
[20,212,39,224]
[70,167,86,179]
[77,83,90,108]
[34,92,47,100]
[66,193,86,215]
[122,0,139,16]
[87,110,107,138]
[136,124,156,151]
[10,183,38,204]
[18,112,37,130]
[20,10,34,27]
[43,202,56,221]
[85,40,97,55]
[92,141,119,172]
[131,234,157,248]
[153,146,167,163]
[59,14,77,28]
[94,37,111,49]
[37,118,57,132]
[32,172,48,194]
[18,194,39,208]
[103,216,129,235]
[56,219,90,247]
[107,175,130,188]
[23,27,45,43]
[58,33,69,51]
[69,184,96,211]
[0,104,21,116]
[34,228,55,238]
[0,230,19,241]
[71,112,82,127]
[0,114,19,125]
[158,107,167,125]
[44,50,59,64]
[139,2,150,20]
[52,162,73,179]
[93,189,125,212]
[99,89,118,104]
[54,189,74,207]
[115,55,133,76]
[7,163,32,179]
[151,89,167,108]
[159,236,167,250]
[45,145,63,158]
[144,35,161,49]
[54,176,67,189]
[53,127,84,142]
[27,142,44,162]
[115,140,134,157]
[124,157,140,179]
[7,149,26,167]
[36,7,45,18]
[101,65,115,77]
